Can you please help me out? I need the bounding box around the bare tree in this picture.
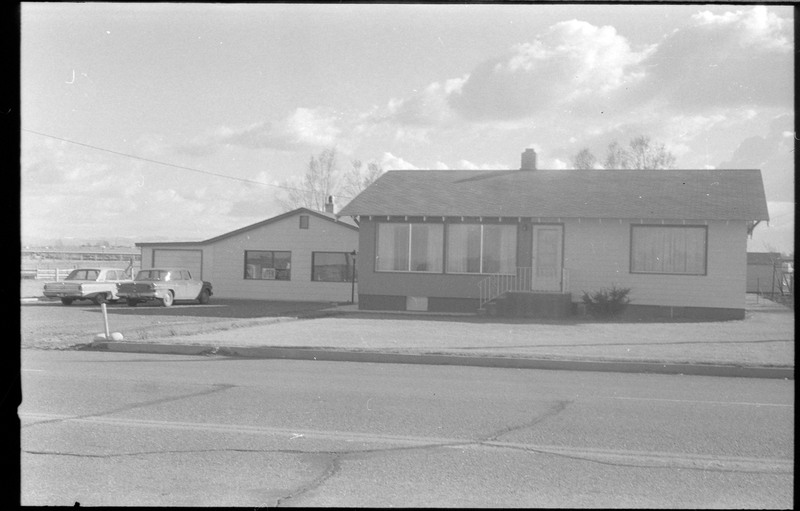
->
[342,159,384,199]
[603,141,632,169]
[572,148,597,170]
[626,136,676,170]
[573,136,677,170]
[280,148,340,211]
[280,149,385,212]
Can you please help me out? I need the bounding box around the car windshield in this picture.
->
[135,270,170,281]
[65,269,100,281]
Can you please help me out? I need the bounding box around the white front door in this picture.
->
[532,225,563,291]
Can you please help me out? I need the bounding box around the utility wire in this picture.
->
[22,128,356,199]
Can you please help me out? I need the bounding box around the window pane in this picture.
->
[631,226,706,274]
[274,251,292,280]
[313,252,353,282]
[410,224,443,272]
[377,223,409,271]
[245,251,291,280]
[447,224,482,273]
[483,225,517,274]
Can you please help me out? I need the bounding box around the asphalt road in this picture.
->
[20,351,794,508]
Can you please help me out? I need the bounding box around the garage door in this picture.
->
[152,249,203,279]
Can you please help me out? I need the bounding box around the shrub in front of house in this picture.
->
[581,286,631,318]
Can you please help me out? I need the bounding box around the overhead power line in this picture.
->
[21,128,356,199]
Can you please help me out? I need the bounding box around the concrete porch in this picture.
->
[480,291,572,318]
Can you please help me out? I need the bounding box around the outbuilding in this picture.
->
[338,150,770,320]
[746,252,783,294]
[136,207,359,303]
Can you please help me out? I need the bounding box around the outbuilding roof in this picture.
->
[136,207,358,247]
[747,252,782,265]
[338,169,769,221]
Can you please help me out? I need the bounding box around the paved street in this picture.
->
[20,350,794,507]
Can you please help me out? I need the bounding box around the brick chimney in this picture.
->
[521,148,537,170]
[324,195,335,213]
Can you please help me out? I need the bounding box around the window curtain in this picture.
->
[410,224,443,272]
[632,226,706,274]
[377,223,409,271]
[483,225,517,274]
[447,224,481,273]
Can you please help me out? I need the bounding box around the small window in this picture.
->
[299,215,309,229]
[245,250,292,280]
[181,270,191,280]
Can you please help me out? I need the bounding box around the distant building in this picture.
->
[746,252,782,293]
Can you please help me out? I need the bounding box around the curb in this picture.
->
[84,342,794,380]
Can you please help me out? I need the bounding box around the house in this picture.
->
[136,205,359,303]
[337,149,770,320]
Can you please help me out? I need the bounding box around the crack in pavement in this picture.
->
[22,404,791,506]
[479,399,572,442]
[20,383,237,429]
[275,452,342,507]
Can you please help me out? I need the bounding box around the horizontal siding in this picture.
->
[356,220,486,299]
[564,219,746,309]
[357,218,747,310]
[208,213,358,302]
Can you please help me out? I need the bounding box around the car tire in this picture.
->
[198,289,210,304]
[161,292,174,307]
[93,293,108,305]
[61,298,73,306]
[126,299,138,307]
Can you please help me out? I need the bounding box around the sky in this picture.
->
[20,3,794,254]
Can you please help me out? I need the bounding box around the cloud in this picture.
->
[637,6,793,111]
[454,159,511,170]
[177,107,342,155]
[717,113,795,202]
[380,152,419,170]
[365,5,790,152]
[448,20,650,121]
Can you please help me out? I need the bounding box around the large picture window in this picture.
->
[447,224,516,274]
[376,223,443,272]
[631,226,707,275]
[244,250,291,280]
[312,252,356,282]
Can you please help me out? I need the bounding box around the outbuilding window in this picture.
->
[244,250,292,280]
[312,252,356,282]
[630,225,707,275]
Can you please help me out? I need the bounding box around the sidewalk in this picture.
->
[88,295,794,379]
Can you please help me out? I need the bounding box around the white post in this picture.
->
[101,303,110,340]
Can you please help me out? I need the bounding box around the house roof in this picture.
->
[136,208,358,247]
[337,169,769,221]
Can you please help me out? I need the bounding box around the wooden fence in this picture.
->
[21,263,142,281]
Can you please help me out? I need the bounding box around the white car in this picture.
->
[117,268,213,307]
[43,268,133,305]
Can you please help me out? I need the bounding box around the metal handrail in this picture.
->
[478,268,569,309]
